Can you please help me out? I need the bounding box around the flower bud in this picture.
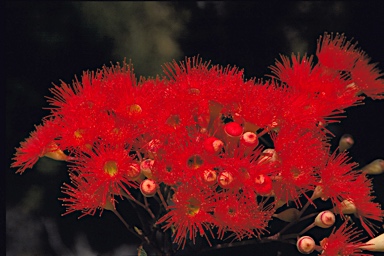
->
[140,179,157,197]
[360,233,384,252]
[202,169,217,186]
[44,142,68,161]
[338,134,354,152]
[254,174,273,195]
[311,184,324,200]
[224,122,243,137]
[140,159,154,179]
[337,199,357,215]
[203,137,224,153]
[314,210,335,228]
[297,236,316,254]
[361,159,384,175]
[218,171,233,188]
[240,132,259,147]
[257,149,279,164]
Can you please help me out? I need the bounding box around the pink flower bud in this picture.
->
[337,199,357,215]
[338,134,354,152]
[297,236,316,254]
[240,131,259,147]
[140,179,157,197]
[202,169,217,186]
[254,174,273,195]
[224,122,243,137]
[203,137,224,153]
[140,159,154,179]
[218,171,233,188]
[360,233,384,252]
[257,148,279,164]
[314,210,335,228]
[361,159,384,175]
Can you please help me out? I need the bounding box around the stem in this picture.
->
[199,234,294,254]
[112,209,164,255]
[123,193,156,219]
[112,209,143,241]
[277,199,312,236]
[298,222,315,236]
[157,188,168,210]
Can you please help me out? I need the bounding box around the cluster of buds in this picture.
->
[11,32,384,254]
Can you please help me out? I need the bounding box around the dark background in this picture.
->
[5,2,384,256]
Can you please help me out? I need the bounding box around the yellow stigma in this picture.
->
[187,198,200,216]
[129,104,142,115]
[104,160,118,177]
[74,129,85,139]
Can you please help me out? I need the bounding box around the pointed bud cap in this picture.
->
[297,236,316,254]
[362,159,384,175]
[140,159,154,179]
[254,174,273,195]
[224,122,243,137]
[202,169,217,186]
[257,148,279,164]
[241,132,259,147]
[44,143,68,161]
[314,210,335,228]
[338,199,357,215]
[218,171,233,188]
[360,233,384,252]
[339,134,354,151]
[203,137,224,153]
[140,179,157,197]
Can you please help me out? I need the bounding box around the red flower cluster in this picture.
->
[12,33,384,249]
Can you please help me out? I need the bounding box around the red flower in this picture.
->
[11,119,66,174]
[156,180,215,249]
[350,53,384,99]
[316,32,360,71]
[213,191,274,240]
[60,173,115,217]
[272,126,328,204]
[66,142,140,213]
[343,175,384,238]
[317,151,359,208]
[320,220,369,256]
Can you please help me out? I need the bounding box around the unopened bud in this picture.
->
[203,137,224,153]
[297,236,316,254]
[362,159,384,175]
[202,169,217,186]
[140,179,157,197]
[360,233,384,252]
[338,134,354,152]
[258,149,279,164]
[224,122,243,137]
[314,210,335,228]
[44,143,68,161]
[335,199,356,215]
[241,132,259,147]
[254,174,273,195]
[140,159,154,179]
[218,171,233,188]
